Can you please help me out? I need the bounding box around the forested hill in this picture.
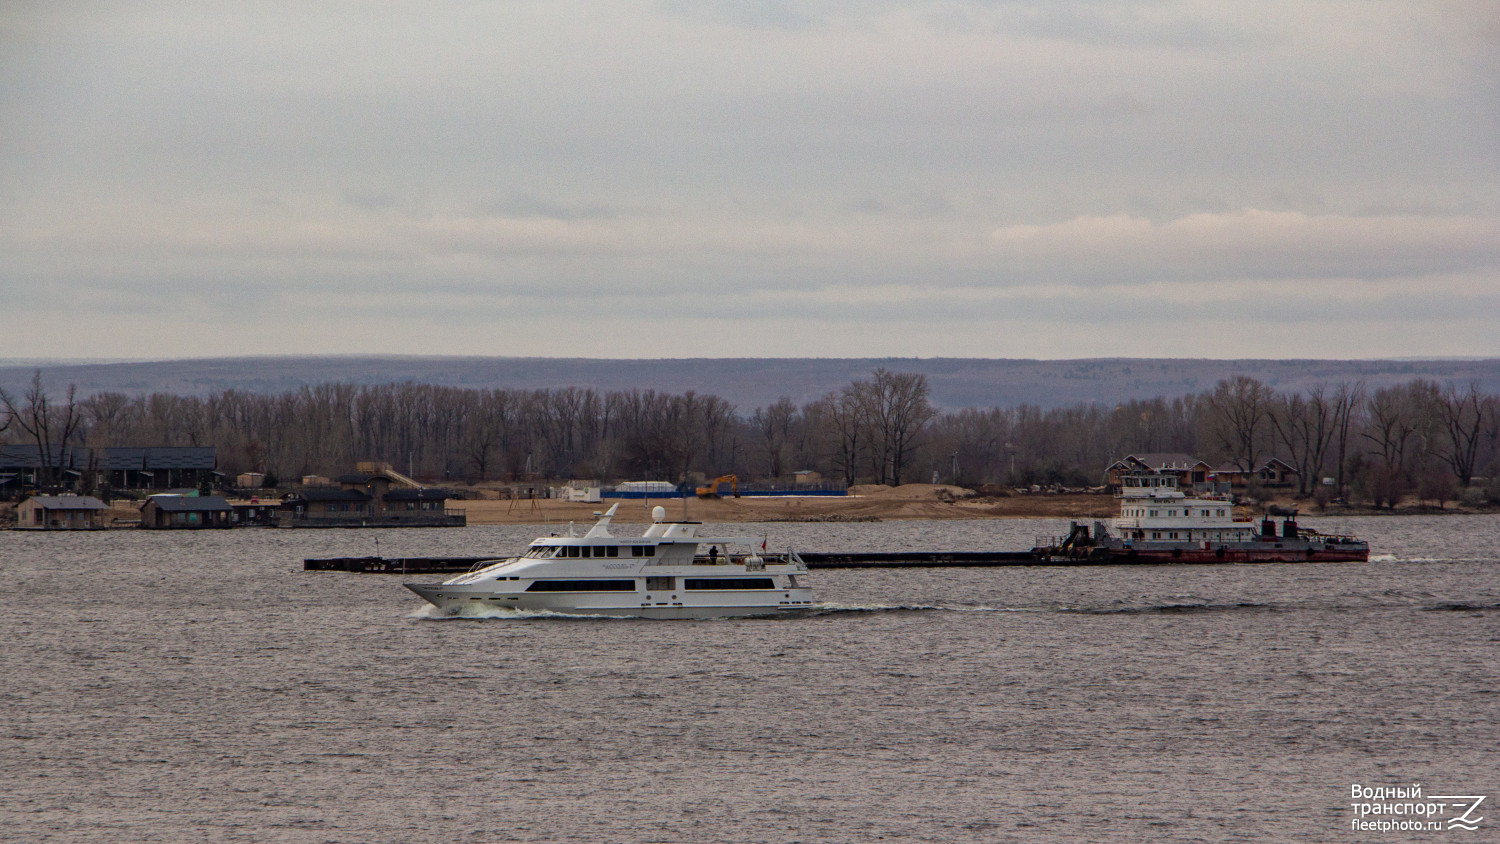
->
[3,356,1500,411]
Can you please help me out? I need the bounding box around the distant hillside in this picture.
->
[3,356,1499,411]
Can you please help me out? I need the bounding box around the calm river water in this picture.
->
[3,515,1497,842]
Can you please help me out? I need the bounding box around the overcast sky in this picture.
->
[3,1,1498,360]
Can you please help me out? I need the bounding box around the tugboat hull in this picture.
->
[1099,542,1368,564]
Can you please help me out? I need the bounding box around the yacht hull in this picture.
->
[405,582,818,619]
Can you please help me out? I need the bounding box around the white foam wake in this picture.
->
[812,602,1034,614]
[407,604,601,620]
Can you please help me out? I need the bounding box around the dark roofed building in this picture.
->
[278,487,373,526]
[1104,453,1213,490]
[140,494,234,529]
[1211,458,1300,491]
[383,487,458,513]
[1,444,219,494]
[384,488,456,502]
[283,487,372,507]
[378,487,463,525]
[231,500,279,526]
[0,444,87,491]
[16,495,108,529]
[276,476,463,527]
[97,446,219,491]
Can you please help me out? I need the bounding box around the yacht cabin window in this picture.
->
[684,577,776,590]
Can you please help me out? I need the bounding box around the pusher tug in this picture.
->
[405,504,818,618]
[1041,469,1369,563]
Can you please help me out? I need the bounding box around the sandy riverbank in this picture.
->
[452,484,1119,525]
[450,483,1500,525]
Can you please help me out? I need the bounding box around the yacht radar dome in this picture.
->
[652,505,666,523]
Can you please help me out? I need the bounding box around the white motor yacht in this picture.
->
[406,504,818,618]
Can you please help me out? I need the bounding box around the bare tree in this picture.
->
[819,387,869,487]
[1357,381,1445,506]
[791,397,833,477]
[753,397,796,479]
[1435,382,1488,487]
[1201,376,1276,471]
[1269,387,1339,497]
[875,370,937,486]
[1331,381,1365,499]
[1362,384,1422,476]
[0,371,84,489]
[461,390,512,481]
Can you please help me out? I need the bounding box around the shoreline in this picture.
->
[448,485,1499,525]
[4,484,1494,529]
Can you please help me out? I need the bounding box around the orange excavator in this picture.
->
[695,474,741,498]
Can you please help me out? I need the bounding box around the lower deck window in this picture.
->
[684,577,776,590]
[526,579,637,592]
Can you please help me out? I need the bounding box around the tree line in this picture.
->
[4,369,1498,506]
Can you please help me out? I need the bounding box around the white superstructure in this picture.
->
[1109,472,1256,544]
[406,504,817,619]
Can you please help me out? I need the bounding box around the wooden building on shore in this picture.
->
[277,471,464,527]
[15,495,109,530]
[140,494,234,529]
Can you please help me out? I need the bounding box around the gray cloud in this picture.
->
[1,1,1497,360]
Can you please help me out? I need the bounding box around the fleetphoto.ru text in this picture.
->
[1349,784,1485,833]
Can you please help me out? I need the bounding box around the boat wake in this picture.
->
[1063,601,1281,616]
[1371,555,1486,564]
[407,602,1039,620]
[1423,602,1500,612]
[407,604,618,621]
[812,602,1038,615]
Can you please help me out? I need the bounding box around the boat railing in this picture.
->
[1312,531,1363,544]
[681,551,799,568]
[467,557,509,573]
